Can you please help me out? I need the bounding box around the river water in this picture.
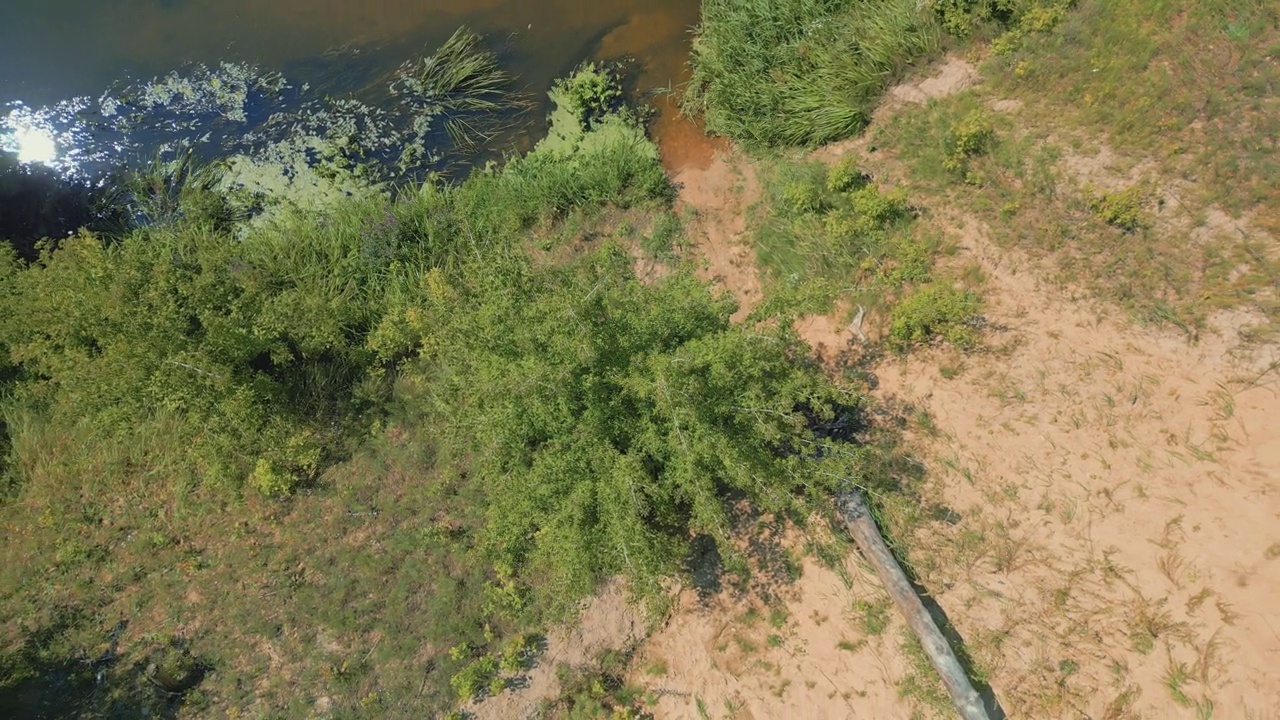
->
[0,0,698,107]
[0,0,702,176]
[0,0,705,249]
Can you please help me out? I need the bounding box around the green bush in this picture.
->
[0,66,673,498]
[401,245,860,609]
[889,283,982,350]
[450,655,498,701]
[942,110,997,177]
[827,157,870,194]
[989,1,1073,56]
[552,62,623,130]
[930,0,1025,37]
[685,0,941,146]
[1088,184,1149,232]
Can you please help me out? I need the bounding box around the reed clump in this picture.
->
[685,0,942,147]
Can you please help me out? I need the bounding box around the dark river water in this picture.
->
[0,0,698,107]
[0,0,703,179]
[0,0,706,251]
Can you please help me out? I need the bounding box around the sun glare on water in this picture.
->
[2,110,59,166]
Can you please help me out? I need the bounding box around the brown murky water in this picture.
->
[0,0,699,108]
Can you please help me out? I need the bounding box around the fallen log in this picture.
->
[836,489,993,720]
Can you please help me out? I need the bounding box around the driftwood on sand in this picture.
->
[837,489,994,720]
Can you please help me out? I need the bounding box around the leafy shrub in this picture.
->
[781,179,828,217]
[450,655,498,701]
[990,1,1072,56]
[553,62,623,130]
[499,634,531,674]
[827,157,870,194]
[929,0,1025,37]
[402,246,860,609]
[942,110,997,178]
[248,432,322,496]
[1088,184,1148,232]
[686,0,941,146]
[248,459,295,497]
[822,187,911,247]
[503,66,672,217]
[889,283,982,350]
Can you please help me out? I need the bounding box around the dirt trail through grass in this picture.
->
[632,57,1280,719]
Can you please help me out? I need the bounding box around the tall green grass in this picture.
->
[685,0,942,147]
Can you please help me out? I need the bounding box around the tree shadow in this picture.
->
[0,615,208,720]
[0,154,114,261]
[912,581,1008,720]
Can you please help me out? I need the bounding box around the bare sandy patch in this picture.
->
[870,214,1280,717]
[891,58,980,106]
[636,557,920,720]
[472,579,647,719]
[672,147,764,322]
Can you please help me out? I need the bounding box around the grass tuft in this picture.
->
[889,283,983,351]
[686,0,942,147]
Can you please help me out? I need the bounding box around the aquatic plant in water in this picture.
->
[1,26,522,192]
[391,27,527,152]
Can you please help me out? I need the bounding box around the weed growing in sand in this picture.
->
[749,155,981,345]
[1266,543,1280,561]
[943,110,997,183]
[1087,184,1149,233]
[896,629,953,716]
[1127,597,1190,655]
[768,607,789,630]
[852,598,892,636]
[889,283,982,351]
[542,649,648,719]
[1163,658,1216,719]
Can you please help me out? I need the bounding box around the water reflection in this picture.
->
[1,107,59,166]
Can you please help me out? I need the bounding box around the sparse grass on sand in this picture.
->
[873,0,1280,337]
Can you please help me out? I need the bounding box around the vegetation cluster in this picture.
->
[750,156,981,350]
[684,0,1073,147]
[0,58,880,717]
